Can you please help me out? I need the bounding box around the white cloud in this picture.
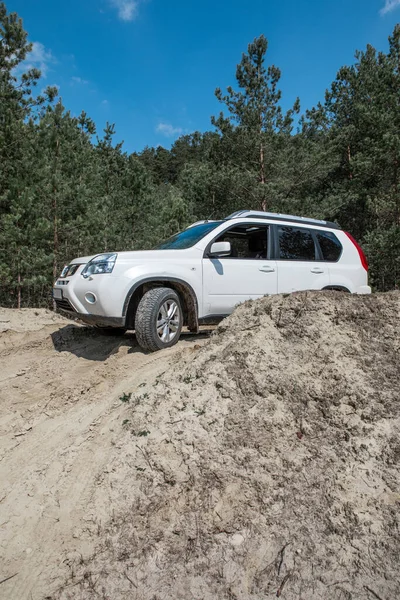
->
[101,99,109,106]
[380,0,400,14]
[156,122,184,137]
[71,76,89,85]
[24,42,55,77]
[110,0,139,21]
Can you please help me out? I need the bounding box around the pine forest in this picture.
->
[1,3,400,308]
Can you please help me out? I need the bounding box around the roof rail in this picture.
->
[226,210,340,230]
[186,219,220,229]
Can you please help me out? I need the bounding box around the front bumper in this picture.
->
[53,297,126,328]
[53,267,128,321]
[53,287,126,328]
[73,313,126,328]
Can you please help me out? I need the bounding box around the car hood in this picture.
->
[70,249,181,266]
[70,255,97,265]
[115,250,179,262]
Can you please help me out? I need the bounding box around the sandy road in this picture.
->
[0,309,209,600]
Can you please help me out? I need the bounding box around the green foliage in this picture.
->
[0,3,399,307]
[119,392,132,403]
[364,226,400,291]
[211,35,300,211]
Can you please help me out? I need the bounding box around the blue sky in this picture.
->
[7,0,400,153]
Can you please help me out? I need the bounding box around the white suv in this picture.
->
[53,210,371,351]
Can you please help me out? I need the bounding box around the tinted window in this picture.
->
[214,225,269,259]
[316,231,342,261]
[278,226,316,261]
[155,221,223,250]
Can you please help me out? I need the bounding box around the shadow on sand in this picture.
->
[51,324,212,362]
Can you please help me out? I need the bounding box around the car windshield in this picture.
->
[155,221,223,250]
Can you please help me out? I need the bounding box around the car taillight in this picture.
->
[345,232,368,271]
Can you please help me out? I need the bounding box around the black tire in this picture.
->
[135,287,183,352]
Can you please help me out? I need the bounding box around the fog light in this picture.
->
[85,293,97,304]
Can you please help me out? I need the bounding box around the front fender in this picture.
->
[122,274,199,330]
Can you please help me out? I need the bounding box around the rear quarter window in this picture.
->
[316,231,342,262]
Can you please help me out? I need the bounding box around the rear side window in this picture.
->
[316,231,342,262]
[278,226,316,261]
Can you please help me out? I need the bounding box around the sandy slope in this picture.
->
[0,309,209,600]
[1,293,399,600]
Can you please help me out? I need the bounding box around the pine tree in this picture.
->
[0,3,57,306]
[211,35,300,210]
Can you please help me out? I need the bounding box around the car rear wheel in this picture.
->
[135,287,183,352]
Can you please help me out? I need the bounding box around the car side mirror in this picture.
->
[209,241,231,258]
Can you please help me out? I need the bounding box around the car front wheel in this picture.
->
[135,287,183,352]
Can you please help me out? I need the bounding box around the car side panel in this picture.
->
[276,260,331,293]
[202,258,278,315]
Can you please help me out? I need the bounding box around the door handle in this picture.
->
[311,267,324,274]
[259,265,275,273]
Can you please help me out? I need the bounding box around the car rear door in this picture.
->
[274,225,331,293]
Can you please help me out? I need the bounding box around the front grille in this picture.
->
[55,298,76,313]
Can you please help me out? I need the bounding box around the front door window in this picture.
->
[214,224,269,259]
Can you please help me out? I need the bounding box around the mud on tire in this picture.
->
[135,287,183,352]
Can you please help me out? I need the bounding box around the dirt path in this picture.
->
[0,309,209,600]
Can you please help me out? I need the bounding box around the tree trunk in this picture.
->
[17,269,21,309]
[104,176,109,252]
[53,191,58,283]
[52,139,60,310]
[394,156,399,225]
[260,142,267,211]
[347,144,353,180]
[259,110,266,211]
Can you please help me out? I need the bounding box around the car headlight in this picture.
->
[81,253,117,278]
[60,264,80,278]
